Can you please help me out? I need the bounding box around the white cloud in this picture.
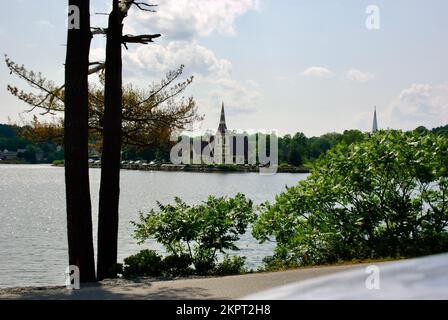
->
[385,83,448,130]
[180,76,260,132]
[124,41,232,78]
[126,0,261,40]
[345,68,374,83]
[301,66,334,79]
[90,0,263,124]
[122,41,260,118]
[206,77,260,113]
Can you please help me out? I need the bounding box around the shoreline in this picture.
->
[67,163,310,174]
[0,262,380,300]
[0,258,398,294]
[1,162,311,173]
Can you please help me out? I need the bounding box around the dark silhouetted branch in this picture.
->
[132,2,157,12]
[122,33,161,49]
[92,27,107,35]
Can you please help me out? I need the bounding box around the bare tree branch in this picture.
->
[92,27,107,35]
[132,2,157,12]
[88,64,105,75]
[122,34,161,45]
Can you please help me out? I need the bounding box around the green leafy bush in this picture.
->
[122,251,197,278]
[214,255,247,276]
[253,130,448,268]
[122,250,163,278]
[132,194,255,275]
[279,163,290,169]
[162,254,194,276]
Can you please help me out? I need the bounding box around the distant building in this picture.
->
[188,102,250,165]
[372,106,379,133]
[214,102,231,164]
[1,149,18,161]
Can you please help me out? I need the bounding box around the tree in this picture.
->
[97,0,163,280]
[414,126,429,135]
[5,0,201,282]
[6,49,201,280]
[288,147,302,167]
[432,124,448,137]
[132,194,255,274]
[64,0,96,282]
[0,124,28,150]
[253,130,448,269]
[5,60,200,150]
[96,0,124,280]
[341,129,365,145]
[278,134,291,164]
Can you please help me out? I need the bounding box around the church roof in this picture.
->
[372,106,378,133]
[217,102,227,134]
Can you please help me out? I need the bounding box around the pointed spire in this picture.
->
[217,101,227,134]
[372,106,378,133]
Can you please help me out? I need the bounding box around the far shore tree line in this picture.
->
[2,122,448,168]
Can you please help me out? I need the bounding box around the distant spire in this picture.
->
[217,101,227,134]
[372,106,378,133]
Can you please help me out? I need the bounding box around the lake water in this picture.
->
[0,164,307,288]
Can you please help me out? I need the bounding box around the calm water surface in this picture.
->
[0,164,307,288]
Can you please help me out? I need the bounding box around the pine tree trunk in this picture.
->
[97,0,123,280]
[64,0,96,283]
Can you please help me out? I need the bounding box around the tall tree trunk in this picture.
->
[97,0,123,280]
[64,0,96,282]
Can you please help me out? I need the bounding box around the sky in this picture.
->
[0,0,447,136]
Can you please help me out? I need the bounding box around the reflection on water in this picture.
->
[0,164,307,288]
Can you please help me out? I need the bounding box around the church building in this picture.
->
[213,102,231,164]
[190,102,249,165]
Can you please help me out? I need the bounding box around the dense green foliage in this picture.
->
[122,128,448,276]
[121,250,247,278]
[0,124,63,163]
[214,255,247,276]
[253,130,448,269]
[425,124,448,137]
[278,130,366,166]
[131,194,255,276]
[0,124,27,151]
[277,125,448,167]
[122,249,164,278]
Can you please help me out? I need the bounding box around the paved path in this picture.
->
[0,264,367,300]
[247,253,448,300]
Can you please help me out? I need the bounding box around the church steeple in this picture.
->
[217,102,227,134]
[372,106,378,133]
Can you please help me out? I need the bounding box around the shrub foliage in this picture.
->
[253,130,448,268]
[129,194,255,276]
